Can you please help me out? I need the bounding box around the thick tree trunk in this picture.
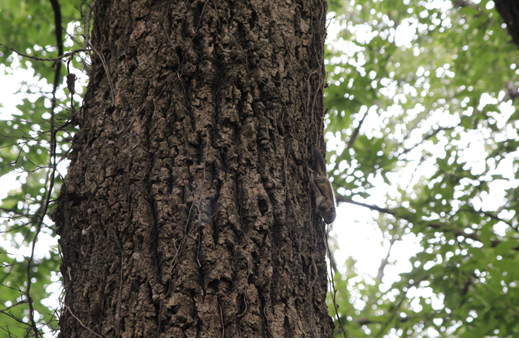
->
[53,0,333,337]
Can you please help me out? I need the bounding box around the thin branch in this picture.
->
[88,42,116,104]
[396,126,454,158]
[0,301,28,314]
[478,209,517,231]
[49,0,64,57]
[82,0,96,50]
[336,195,395,215]
[24,0,65,337]
[64,304,103,338]
[0,43,90,62]
[347,112,367,150]
[374,275,428,337]
[375,235,397,283]
[338,196,519,249]
[328,112,368,176]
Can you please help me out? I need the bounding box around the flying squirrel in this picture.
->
[310,147,336,224]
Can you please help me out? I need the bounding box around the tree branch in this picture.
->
[397,126,454,159]
[0,43,89,62]
[347,112,367,150]
[337,196,519,250]
[24,0,66,337]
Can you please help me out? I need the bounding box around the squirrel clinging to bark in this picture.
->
[310,147,336,224]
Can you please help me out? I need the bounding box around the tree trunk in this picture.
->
[53,0,333,337]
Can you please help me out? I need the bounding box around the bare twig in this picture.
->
[374,275,427,337]
[346,112,367,150]
[396,126,454,158]
[0,43,90,62]
[336,195,395,215]
[24,0,65,336]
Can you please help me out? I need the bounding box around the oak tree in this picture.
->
[52,0,334,337]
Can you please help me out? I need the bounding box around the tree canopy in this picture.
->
[0,0,518,337]
[325,0,519,337]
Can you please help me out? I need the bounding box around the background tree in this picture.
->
[325,0,519,337]
[0,0,83,336]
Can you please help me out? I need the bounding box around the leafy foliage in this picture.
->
[325,0,519,337]
[0,0,84,336]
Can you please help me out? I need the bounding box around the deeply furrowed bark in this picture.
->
[54,0,333,337]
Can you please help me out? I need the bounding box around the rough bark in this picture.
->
[53,0,333,337]
[494,0,519,48]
